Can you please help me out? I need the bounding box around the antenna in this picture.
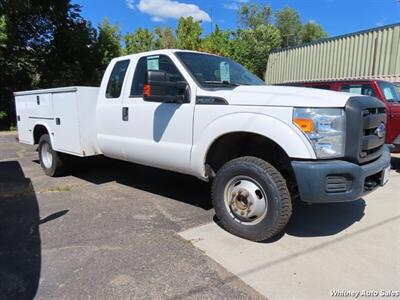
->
[210,7,213,32]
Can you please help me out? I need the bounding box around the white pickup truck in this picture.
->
[14,49,391,241]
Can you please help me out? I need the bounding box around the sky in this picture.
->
[73,0,400,38]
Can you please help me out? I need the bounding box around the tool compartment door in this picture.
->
[26,93,53,119]
[52,92,82,155]
[15,95,32,144]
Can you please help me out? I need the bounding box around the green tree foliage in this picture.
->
[237,4,272,29]
[125,28,154,54]
[201,25,232,56]
[95,18,122,74]
[0,15,6,120]
[38,5,99,87]
[300,21,328,44]
[176,16,202,50]
[275,6,302,48]
[0,0,110,129]
[232,25,281,79]
[0,1,328,129]
[0,15,6,48]
[154,27,177,49]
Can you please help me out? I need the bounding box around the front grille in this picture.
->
[345,96,386,164]
[359,108,386,160]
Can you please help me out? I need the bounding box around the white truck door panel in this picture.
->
[120,54,195,174]
[52,92,81,154]
[121,101,193,173]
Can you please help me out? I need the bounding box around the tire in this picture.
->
[38,134,65,177]
[211,156,292,241]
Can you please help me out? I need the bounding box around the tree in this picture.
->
[124,28,154,54]
[237,4,272,30]
[0,15,6,121]
[154,26,176,49]
[38,2,98,87]
[0,15,6,49]
[275,6,302,48]
[176,17,202,50]
[95,18,122,69]
[232,24,281,79]
[0,0,100,129]
[300,21,328,44]
[201,25,232,56]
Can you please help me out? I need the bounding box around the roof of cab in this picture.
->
[112,49,219,61]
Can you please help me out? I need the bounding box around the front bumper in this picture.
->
[291,146,391,203]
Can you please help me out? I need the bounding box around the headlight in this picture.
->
[293,108,346,159]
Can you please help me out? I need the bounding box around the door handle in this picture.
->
[122,107,129,121]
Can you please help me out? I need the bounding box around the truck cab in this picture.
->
[14,50,392,242]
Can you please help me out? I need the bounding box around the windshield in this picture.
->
[175,52,265,87]
[378,81,400,103]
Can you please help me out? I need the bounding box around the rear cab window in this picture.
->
[106,60,130,98]
[339,83,376,98]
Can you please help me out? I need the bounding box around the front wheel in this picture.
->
[211,157,292,241]
[38,134,65,177]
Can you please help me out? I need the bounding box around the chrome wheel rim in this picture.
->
[224,176,268,225]
[41,143,53,169]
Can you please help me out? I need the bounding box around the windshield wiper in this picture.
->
[203,80,239,87]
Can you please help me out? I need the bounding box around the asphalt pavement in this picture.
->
[0,132,262,300]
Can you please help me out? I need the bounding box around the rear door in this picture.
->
[96,59,131,160]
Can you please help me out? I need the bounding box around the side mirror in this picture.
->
[144,70,189,103]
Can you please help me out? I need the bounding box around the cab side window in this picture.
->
[340,84,376,97]
[130,55,184,97]
[106,60,130,98]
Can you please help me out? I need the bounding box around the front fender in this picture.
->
[190,111,316,178]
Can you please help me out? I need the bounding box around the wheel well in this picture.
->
[33,125,49,144]
[205,132,295,186]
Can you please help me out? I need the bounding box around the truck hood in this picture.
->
[198,85,352,108]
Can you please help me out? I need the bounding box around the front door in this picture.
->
[121,54,195,174]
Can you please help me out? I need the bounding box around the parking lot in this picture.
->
[1,131,399,299]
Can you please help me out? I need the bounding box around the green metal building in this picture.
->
[265,23,400,84]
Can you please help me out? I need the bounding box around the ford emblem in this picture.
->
[374,123,386,138]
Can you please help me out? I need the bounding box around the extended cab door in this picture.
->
[376,81,400,144]
[120,54,196,174]
[96,59,131,160]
